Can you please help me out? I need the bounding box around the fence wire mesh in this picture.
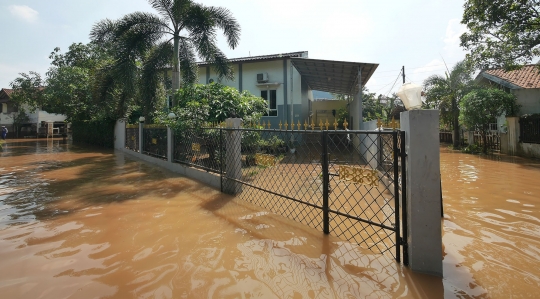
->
[142,126,167,159]
[173,127,223,173]
[222,128,405,261]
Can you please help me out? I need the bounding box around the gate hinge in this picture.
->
[399,237,407,246]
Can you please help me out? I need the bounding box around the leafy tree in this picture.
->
[45,43,121,121]
[9,71,45,111]
[460,87,519,153]
[90,0,241,109]
[9,72,45,137]
[423,60,473,147]
[460,0,540,70]
[167,83,266,126]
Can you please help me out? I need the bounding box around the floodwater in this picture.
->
[0,139,538,298]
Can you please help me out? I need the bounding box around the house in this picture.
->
[476,65,540,158]
[194,51,378,130]
[0,88,68,138]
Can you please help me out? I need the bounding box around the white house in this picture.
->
[476,65,540,158]
[195,51,378,130]
[0,88,67,138]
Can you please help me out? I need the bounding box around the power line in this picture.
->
[384,70,402,97]
[372,61,461,74]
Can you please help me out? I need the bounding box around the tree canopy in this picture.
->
[90,0,241,105]
[460,0,540,70]
[460,87,519,153]
[423,60,473,147]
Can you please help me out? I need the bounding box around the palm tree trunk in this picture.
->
[172,35,180,106]
[452,97,460,148]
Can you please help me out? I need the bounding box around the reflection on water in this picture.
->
[0,140,539,298]
[440,147,540,298]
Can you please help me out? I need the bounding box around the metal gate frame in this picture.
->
[220,128,408,264]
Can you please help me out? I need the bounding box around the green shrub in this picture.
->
[71,118,116,148]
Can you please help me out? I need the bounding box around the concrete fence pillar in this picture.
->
[114,120,126,150]
[167,127,173,163]
[467,131,474,145]
[139,121,144,153]
[506,117,519,155]
[400,109,443,277]
[224,118,243,194]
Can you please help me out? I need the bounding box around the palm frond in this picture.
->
[177,39,198,84]
[90,19,118,45]
[205,6,240,49]
[141,42,173,115]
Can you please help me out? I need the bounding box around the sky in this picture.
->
[0,0,467,96]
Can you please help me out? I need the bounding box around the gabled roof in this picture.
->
[0,88,13,98]
[0,88,13,103]
[198,51,308,66]
[480,65,540,89]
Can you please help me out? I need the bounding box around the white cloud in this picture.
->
[8,5,39,23]
[443,18,467,60]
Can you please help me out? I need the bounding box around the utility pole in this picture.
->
[402,66,406,84]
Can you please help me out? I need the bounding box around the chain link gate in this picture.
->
[222,127,408,264]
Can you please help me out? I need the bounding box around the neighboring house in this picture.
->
[476,65,540,158]
[0,88,68,138]
[476,65,540,116]
[192,51,378,130]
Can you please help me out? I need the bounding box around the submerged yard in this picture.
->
[0,139,539,298]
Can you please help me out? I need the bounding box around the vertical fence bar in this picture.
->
[400,130,409,266]
[220,128,224,193]
[393,131,401,263]
[321,131,330,234]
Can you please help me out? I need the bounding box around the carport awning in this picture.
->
[291,58,378,95]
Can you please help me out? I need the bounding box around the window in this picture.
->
[262,90,277,116]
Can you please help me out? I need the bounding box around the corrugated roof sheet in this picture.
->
[291,58,378,95]
[484,65,540,89]
[198,51,307,65]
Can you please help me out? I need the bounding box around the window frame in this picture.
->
[261,89,278,117]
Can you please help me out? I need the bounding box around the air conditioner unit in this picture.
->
[257,73,269,83]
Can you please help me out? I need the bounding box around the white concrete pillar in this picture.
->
[167,127,173,163]
[114,120,126,150]
[400,109,443,277]
[224,118,243,194]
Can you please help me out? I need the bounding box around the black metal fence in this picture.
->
[221,127,408,263]
[142,125,167,159]
[173,127,223,173]
[125,125,139,152]
[127,123,408,263]
[520,115,540,144]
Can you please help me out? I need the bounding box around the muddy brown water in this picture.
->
[0,139,539,298]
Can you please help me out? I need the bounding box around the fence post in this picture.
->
[321,131,330,234]
[400,109,442,277]
[114,119,126,150]
[167,126,173,163]
[223,118,242,194]
[139,119,144,153]
[506,117,519,155]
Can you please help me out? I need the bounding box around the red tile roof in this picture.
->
[0,88,13,97]
[484,65,540,89]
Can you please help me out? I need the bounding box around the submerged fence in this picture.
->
[123,120,408,263]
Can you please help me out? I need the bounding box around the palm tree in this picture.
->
[423,60,473,148]
[90,0,240,114]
